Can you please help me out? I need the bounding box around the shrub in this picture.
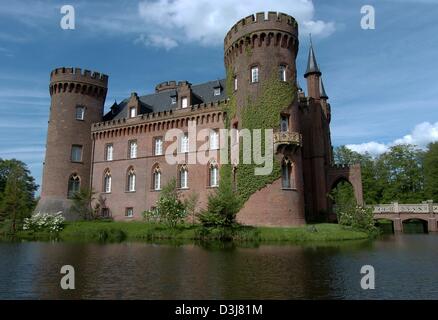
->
[338,205,377,233]
[23,212,65,233]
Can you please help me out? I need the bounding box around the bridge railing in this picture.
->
[370,201,437,215]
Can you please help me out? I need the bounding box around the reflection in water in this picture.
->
[1,235,438,299]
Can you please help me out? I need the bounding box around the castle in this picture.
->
[36,12,363,226]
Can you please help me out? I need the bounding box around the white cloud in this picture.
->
[134,34,178,50]
[346,121,438,156]
[136,0,335,48]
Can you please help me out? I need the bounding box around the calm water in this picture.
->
[1,234,438,299]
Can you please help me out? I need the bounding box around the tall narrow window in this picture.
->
[234,76,238,91]
[103,169,112,193]
[232,123,239,144]
[171,95,177,105]
[251,66,259,83]
[154,137,163,156]
[209,129,219,150]
[127,167,136,192]
[180,134,189,153]
[67,174,80,198]
[281,115,289,132]
[282,158,293,189]
[209,163,219,187]
[71,145,83,162]
[179,166,188,189]
[279,65,287,82]
[129,140,137,159]
[181,97,188,109]
[105,144,113,161]
[153,166,161,191]
[129,106,136,118]
[75,106,85,120]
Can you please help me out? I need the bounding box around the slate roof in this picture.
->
[104,79,227,121]
[304,44,321,77]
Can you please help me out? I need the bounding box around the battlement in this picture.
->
[155,80,191,93]
[50,67,108,87]
[224,12,298,50]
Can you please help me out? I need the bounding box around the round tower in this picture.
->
[36,67,108,219]
[224,12,306,226]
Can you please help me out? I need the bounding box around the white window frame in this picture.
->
[75,106,85,120]
[106,144,113,161]
[71,145,82,162]
[104,172,112,193]
[210,166,219,187]
[129,140,138,159]
[126,208,134,218]
[181,97,188,109]
[234,76,238,91]
[155,137,163,156]
[214,87,221,96]
[154,170,161,191]
[279,65,287,82]
[127,170,136,192]
[180,134,189,153]
[180,168,188,189]
[209,129,219,150]
[251,66,259,83]
[129,106,136,118]
[171,96,177,105]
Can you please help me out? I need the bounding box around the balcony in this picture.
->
[273,131,302,153]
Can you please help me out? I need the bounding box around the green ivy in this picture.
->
[223,69,296,205]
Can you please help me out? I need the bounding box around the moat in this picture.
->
[1,234,438,299]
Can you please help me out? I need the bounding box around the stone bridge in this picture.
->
[372,201,438,232]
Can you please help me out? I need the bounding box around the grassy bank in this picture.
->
[14,221,371,243]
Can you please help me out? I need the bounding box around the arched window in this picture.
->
[279,65,287,82]
[127,167,136,192]
[281,158,294,189]
[67,173,80,198]
[209,161,219,187]
[179,165,188,189]
[103,169,112,193]
[152,165,161,191]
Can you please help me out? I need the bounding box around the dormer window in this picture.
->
[214,87,221,96]
[129,106,136,118]
[181,97,188,109]
[171,95,177,105]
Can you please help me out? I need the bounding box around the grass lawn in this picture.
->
[16,221,371,243]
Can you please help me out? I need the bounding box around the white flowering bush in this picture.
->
[338,205,377,233]
[23,212,65,233]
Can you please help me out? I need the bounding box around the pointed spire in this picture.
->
[304,34,321,78]
[319,77,328,99]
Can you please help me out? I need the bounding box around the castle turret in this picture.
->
[36,67,108,219]
[304,39,321,99]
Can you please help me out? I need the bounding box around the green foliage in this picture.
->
[224,68,296,205]
[143,178,187,228]
[338,205,377,233]
[330,181,356,215]
[23,212,65,233]
[70,188,96,220]
[0,159,38,233]
[183,192,199,224]
[424,142,438,202]
[199,165,241,227]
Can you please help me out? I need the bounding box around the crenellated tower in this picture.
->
[36,67,108,219]
[224,12,306,226]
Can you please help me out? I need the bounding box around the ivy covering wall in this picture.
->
[223,67,297,205]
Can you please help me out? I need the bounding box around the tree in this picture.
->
[70,188,96,220]
[183,192,199,225]
[0,160,37,232]
[199,165,241,227]
[424,142,438,202]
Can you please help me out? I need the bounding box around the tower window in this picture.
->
[75,106,85,120]
[71,145,83,162]
[209,164,219,187]
[179,166,188,189]
[181,97,188,109]
[153,166,161,191]
[234,76,238,91]
[103,169,112,193]
[209,129,219,150]
[214,87,221,96]
[105,144,113,161]
[279,65,287,82]
[282,159,294,189]
[180,133,189,153]
[128,140,137,159]
[281,115,289,132]
[251,66,259,83]
[127,167,136,192]
[171,95,177,105]
[67,174,80,198]
[129,106,136,118]
[154,137,163,156]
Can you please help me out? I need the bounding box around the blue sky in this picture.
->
[0,0,437,191]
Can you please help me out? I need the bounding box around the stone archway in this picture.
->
[327,164,364,206]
